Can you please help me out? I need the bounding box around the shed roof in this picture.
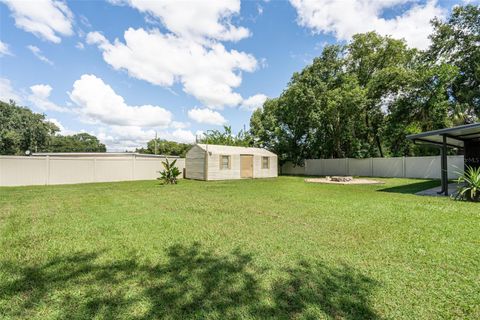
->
[196,144,276,156]
[406,123,480,149]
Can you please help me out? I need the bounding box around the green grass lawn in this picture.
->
[0,177,478,319]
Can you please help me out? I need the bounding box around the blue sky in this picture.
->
[0,0,470,150]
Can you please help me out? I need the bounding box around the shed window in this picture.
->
[220,155,231,170]
[262,156,270,169]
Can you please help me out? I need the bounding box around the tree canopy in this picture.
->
[1,100,105,155]
[250,5,479,164]
[136,139,191,157]
[1,100,58,155]
[47,133,106,153]
[199,126,253,147]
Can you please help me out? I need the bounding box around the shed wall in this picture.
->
[205,153,277,180]
[253,155,278,178]
[206,154,241,180]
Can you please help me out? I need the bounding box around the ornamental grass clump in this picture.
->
[454,165,480,202]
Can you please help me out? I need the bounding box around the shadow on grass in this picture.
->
[378,179,441,195]
[0,243,379,319]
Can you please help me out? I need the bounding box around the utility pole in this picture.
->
[154,131,158,155]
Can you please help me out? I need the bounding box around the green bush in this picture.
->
[158,159,181,185]
[455,166,480,202]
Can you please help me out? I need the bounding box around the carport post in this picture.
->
[439,134,448,196]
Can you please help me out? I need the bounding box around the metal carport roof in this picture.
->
[406,123,480,148]
[406,123,480,196]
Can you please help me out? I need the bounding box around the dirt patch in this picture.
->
[305,178,384,185]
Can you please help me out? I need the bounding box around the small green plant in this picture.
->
[158,158,181,185]
[454,165,480,202]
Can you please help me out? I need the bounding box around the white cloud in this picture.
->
[87,28,257,108]
[69,74,173,128]
[109,0,249,42]
[75,42,85,50]
[2,0,74,43]
[171,121,189,129]
[47,118,77,135]
[28,84,68,112]
[27,45,54,65]
[241,94,268,111]
[0,41,12,56]
[0,78,22,103]
[168,129,196,143]
[187,107,227,126]
[289,0,446,49]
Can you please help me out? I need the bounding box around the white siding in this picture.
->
[206,154,241,180]
[253,155,278,178]
[185,145,205,180]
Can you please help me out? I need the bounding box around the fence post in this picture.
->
[402,156,406,178]
[45,156,50,185]
[345,158,349,176]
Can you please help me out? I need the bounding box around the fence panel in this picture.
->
[281,155,465,179]
[281,162,305,175]
[49,158,95,185]
[447,156,464,179]
[0,156,48,186]
[305,159,322,175]
[348,158,372,176]
[0,155,184,187]
[405,156,439,179]
[372,157,404,177]
[322,159,347,176]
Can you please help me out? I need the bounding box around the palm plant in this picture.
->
[455,165,480,202]
[158,159,181,185]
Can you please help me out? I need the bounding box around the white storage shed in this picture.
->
[185,144,278,180]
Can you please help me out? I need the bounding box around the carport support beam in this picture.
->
[439,134,448,196]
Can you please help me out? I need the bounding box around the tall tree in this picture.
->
[251,34,416,164]
[0,100,58,155]
[428,4,480,120]
[384,62,458,156]
[346,32,417,156]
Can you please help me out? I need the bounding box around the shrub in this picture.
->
[158,159,181,185]
[454,166,480,202]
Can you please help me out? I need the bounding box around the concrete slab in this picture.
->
[416,183,460,197]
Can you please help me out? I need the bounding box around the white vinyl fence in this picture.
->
[0,155,185,187]
[282,156,464,179]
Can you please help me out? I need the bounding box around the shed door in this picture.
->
[240,155,254,178]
